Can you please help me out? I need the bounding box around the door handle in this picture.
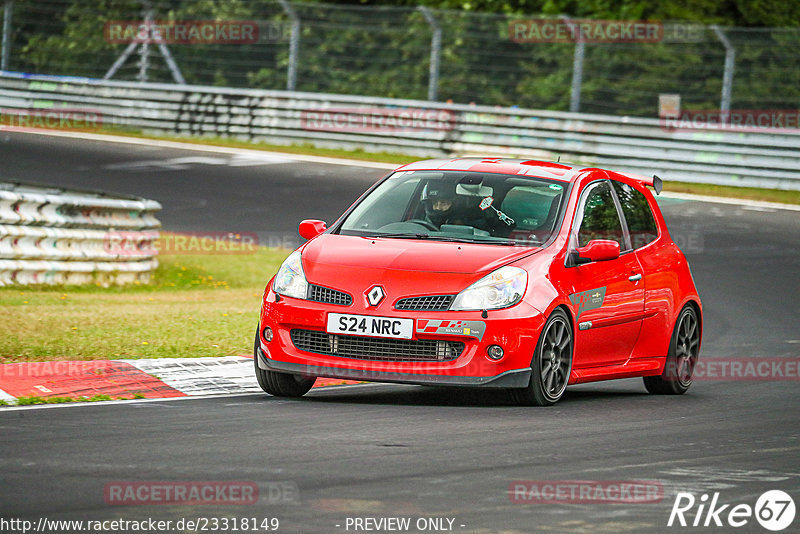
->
[628,273,642,282]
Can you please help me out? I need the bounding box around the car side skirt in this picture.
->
[257,348,532,389]
[570,357,665,384]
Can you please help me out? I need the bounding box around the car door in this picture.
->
[610,179,674,360]
[565,179,645,367]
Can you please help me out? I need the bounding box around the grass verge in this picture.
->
[0,247,290,363]
[12,393,146,406]
[102,127,419,165]
[662,181,800,205]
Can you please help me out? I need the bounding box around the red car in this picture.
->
[255,158,702,405]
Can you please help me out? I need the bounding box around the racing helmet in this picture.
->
[421,181,456,225]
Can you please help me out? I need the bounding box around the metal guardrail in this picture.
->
[1,73,799,190]
[0,180,161,285]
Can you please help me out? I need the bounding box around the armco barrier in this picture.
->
[0,181,161,286]
[1,73,799,190]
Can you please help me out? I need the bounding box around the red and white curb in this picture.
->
[0,356,361,405]
[0,387,15,403]
[122,356,267,396]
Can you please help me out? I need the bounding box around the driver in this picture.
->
[421,181,457,227]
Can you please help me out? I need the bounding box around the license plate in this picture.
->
[327,313,414,340]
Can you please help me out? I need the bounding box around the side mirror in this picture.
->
[571,239,620,265]
[299,219,327,240]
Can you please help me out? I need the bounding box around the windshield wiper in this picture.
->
[364,232,533,246]
[369,233,483,244]
[466,238,527,246]
[365,232,431,239]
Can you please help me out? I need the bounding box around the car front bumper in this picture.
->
[256,347,532,388]
[257,287,544,389]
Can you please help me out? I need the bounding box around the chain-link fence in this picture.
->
[1,0,798,117]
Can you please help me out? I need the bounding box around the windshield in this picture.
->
[338,170,567,246]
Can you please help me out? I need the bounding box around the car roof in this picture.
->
[394,157,584,183]
[394,157,662,192]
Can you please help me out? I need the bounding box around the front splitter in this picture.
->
[257,348,531,388]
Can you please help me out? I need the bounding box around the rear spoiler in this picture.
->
[618,172,663,195]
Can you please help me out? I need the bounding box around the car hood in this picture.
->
[298,234,542,299]
[302,234,539,275]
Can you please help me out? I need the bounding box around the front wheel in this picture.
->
[511,308,573,406]
[644,305,700,395]
[253,328,315,397]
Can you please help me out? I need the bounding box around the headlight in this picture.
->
[272,250,308,299]
[451,266,527,311]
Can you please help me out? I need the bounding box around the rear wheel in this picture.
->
[253,327,315,397]
[512,308,573,406]
[644,305,700,395]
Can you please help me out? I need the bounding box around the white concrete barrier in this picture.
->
[0,182,161,286]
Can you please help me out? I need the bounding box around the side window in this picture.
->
[612,181,659,249]
[577,181,625,248]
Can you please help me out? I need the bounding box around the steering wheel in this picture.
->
[405,219,438,231]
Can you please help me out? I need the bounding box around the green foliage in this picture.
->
[318,0,799,25]
[17,0,142,77]
[9,0,799,117]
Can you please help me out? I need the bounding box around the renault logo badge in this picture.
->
[366,286,385,307]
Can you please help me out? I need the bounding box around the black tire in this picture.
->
[253,327,315,397]
[644,305,700,395]
[512,308,573,406]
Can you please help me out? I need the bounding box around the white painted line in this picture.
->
[122,356,262,395]
[103,153,295,172]
[0,387,16,403]
[0,383,380,412]
[661,192,800,212]
[0,392,265,412]
[13,129,399,170]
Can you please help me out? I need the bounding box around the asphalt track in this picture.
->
[1,132,799,533]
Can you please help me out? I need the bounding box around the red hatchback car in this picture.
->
[255,158,702,405]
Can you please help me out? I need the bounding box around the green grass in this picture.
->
[11,393,146,406]
[662,181,800,205]
[0,247,290,363]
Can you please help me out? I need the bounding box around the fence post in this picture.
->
[1,0,12,71]
[277,0,300,91]
[136,4,153,82]
[561,16,584,113]
[418,6,442,101]
[711,25,735,114]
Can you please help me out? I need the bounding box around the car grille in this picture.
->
[307,284,352,306]
[395,295,455,311]
[290,329,464,362]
